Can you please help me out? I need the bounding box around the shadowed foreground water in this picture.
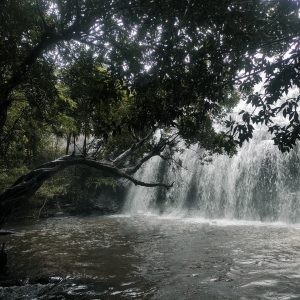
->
[1,215,300,299]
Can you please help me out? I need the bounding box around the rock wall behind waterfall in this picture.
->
[123,126,300,222]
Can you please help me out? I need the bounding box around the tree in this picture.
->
[1,0,299,136]
[229,47,300,152]
[0,51,178,224]
[1,0,300,224]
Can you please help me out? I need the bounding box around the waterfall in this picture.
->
[123,105,300,222]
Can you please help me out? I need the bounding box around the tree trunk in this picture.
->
[73,134,76,153]
[83,134,87,156]
[0,98,10,137]
[0,32,70,135]
[65,133,72,155]
[0,155,172,226]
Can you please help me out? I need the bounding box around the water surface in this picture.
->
[1,215,300,299]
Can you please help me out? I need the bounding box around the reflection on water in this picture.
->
[1,215,300,299]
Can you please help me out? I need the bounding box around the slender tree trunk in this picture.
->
[0,98,10,136]
[65,133,72,155]
[0,33,66,135]
[73,134,76,153]
[53,137,59,158]
[83,133,87,156]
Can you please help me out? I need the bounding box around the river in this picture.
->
[1,214,300,299]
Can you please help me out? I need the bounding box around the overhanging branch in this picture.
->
[0,154,172,225]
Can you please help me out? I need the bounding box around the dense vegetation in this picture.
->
[0,0,300,223]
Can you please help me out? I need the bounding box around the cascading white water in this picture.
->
[123,102,300,222]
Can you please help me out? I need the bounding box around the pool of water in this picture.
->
[1,215,300,299]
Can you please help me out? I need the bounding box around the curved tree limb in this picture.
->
[0,154,173,225]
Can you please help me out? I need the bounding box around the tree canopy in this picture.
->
[1,0,300,223]
[1,0,299,144]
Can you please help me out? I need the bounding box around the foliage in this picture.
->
[1,0,300,217]
[1,0,299,148]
